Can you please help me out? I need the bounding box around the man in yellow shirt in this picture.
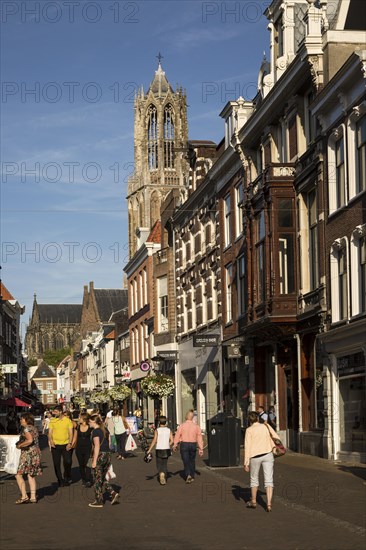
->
[48,405,74,486]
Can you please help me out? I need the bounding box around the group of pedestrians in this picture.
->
[14,405,125,507]
[13,403,282,512]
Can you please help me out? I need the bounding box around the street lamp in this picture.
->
[95,384,102,391]
[114,373,123,385]
[103,380,110,390]
[151,355,165,373]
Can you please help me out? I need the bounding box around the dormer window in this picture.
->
[274,18,284,58]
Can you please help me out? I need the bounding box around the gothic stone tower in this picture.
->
[127,61,189,257]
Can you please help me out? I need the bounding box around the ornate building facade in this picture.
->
[127,60,189,258]
[25,294,82,361]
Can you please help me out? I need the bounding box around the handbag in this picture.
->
[86,457,93,469]
[155,449,172,459]
[265,424,286,458]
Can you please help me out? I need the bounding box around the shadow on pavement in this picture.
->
[336,465,366,481]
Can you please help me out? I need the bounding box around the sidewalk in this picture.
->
[0,439,365,550]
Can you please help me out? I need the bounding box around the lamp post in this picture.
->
[114,373,123,385]
[103,380,110,390]
[151,355,165,427]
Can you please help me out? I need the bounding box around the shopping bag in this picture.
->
[106,464,116,481]
[125,434,137,452]
[4,445,21,475]
[110,434,117,452]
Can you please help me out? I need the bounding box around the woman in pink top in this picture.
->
[244,411,279,512]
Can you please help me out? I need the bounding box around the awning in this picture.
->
[0,397,32,408]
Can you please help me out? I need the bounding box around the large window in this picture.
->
[338,248,348,320]
[277,198,295,295]
[288,115,297,160]
[308,190,319,291]
[225,264,233,323]
[164,104,174,169]
[235,184,244,238]
[224,194,231,247]
[148,104,158,170]
[356,116,366,194]
[158,276,168,332]
[237,255,246,316]
[360,236,366,313]
[336,136,346,209]
[331,240,349,323]
[256,212,266,303]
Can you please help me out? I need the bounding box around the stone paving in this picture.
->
[1,437,365,550]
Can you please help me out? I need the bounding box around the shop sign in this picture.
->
[2,364,17,374]
[140,361,150,372]
[337,352,365,377]
[158,350,178,360]
[193,334,220,347]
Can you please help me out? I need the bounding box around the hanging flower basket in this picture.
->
[108,385,131,402]
[91,390,110,404]
[73,396,86,408]
[140,374,175,399]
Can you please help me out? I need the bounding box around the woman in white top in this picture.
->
[107,408,129,460]
[147,416,173,485]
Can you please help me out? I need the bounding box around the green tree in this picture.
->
[43,347,71,367]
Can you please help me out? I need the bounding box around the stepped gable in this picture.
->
[38,304,82,324]
[94,289,128,322]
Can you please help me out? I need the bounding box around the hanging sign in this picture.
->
[140,361,150,373]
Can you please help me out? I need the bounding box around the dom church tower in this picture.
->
[127,59,189,257]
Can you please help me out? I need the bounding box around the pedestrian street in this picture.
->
[1,437,365,550]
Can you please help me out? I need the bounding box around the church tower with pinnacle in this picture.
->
[127,58,189,257]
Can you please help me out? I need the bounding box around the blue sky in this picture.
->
[1,0,269,333]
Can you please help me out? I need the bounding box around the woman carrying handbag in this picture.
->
[15,413,42,504]
[243,411,284,512]
[147,416,173,485]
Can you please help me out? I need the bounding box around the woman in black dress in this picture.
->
[74,413,93,487]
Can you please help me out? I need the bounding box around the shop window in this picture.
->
[338,352,366,454]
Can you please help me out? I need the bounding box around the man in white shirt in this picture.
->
[257,405,268,423]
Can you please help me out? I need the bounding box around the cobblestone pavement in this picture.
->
[1,437,365,550]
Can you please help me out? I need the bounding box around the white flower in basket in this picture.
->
[108,385,131,402]
[140,374,175,398]
[91,390,110,404]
